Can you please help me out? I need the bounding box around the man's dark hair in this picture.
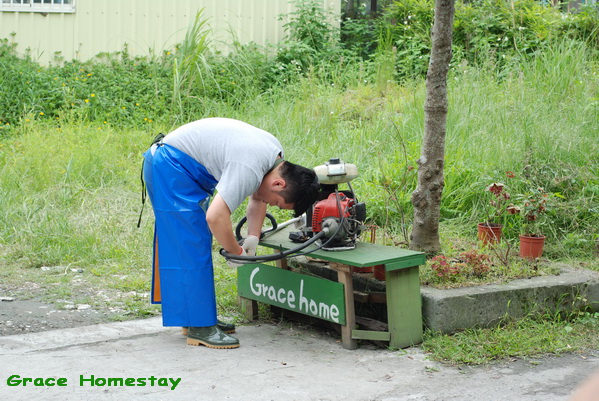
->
[279,161,320,217]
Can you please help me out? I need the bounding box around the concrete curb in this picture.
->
[1,317,169,354]
[422,268,599,333]
[295,257,599,334]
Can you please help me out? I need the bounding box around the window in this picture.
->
[1,0,76,13]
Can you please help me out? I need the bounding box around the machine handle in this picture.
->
[235,213,278,241]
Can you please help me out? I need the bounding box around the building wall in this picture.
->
[0,0,340,65]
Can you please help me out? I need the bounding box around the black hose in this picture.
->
[222,189,349,263]
[235,213,278,240]
[219,230,328,262]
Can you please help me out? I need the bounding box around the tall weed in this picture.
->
[172,9,212,119]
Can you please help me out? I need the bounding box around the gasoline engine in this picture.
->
[226,158,366,262]
[296,158,366,251]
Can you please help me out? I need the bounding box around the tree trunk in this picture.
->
[409,0,455,254]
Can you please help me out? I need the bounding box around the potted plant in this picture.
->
[477,181,512,245]
[510,186,553,260]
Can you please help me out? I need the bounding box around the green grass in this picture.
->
[0,14,598,364]
[423,312,599,365]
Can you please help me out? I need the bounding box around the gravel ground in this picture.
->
[0,296,121,336]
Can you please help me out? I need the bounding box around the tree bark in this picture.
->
[409,0,455,254]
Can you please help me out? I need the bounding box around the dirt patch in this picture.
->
[0,297,122,336]
[0,274,155,336]
[0,262,161,336]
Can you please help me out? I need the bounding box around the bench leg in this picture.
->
[276,253,289,270]
[386,265,423,348]
[238,296,258,321]
[332,263,358,350]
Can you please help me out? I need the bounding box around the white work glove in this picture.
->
[226,247,247,268]
[241,235,260,256]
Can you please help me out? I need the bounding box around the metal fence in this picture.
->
[0,0,340,64]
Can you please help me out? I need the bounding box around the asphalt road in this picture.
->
[1,317,598,401]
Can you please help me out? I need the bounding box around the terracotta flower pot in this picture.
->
[519,235,546,260]
[477,223,502,245]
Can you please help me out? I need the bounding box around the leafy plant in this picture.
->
[513,185,554,237]
[481,181,514,226]
[340,4,378,59]
[276,0,347,74]
[458,249,492,277]
[381,0,433,80]
[365,120,418,244]
[427,250,492,284]
[430,255,460,280]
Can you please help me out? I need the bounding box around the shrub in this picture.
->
[275,0,356,83]
[458,249,492,277]
[430,255,461,280]
[427,250,492,284]
[0,38,174,130]
[376,0,599,79]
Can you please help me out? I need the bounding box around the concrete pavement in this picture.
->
[1,317,598,401]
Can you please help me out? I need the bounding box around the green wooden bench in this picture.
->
[237,227,425,350]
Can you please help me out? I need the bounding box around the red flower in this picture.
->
[507,206,520,214]
[487,182,505,195]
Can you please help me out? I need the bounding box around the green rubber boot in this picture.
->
[186,325,240,349]
[182,320,235,336]
[216,320,236,334]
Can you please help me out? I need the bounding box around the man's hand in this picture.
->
[241,235,260,256]
[225,247,247,268]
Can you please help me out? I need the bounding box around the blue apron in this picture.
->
[142,143,219,327]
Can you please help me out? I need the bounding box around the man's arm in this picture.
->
[246,194,267,237]
[206,194,242,255]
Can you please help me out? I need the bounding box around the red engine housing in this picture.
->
[312,193,354,233]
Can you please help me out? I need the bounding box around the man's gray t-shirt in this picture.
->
[163,118,284,212]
